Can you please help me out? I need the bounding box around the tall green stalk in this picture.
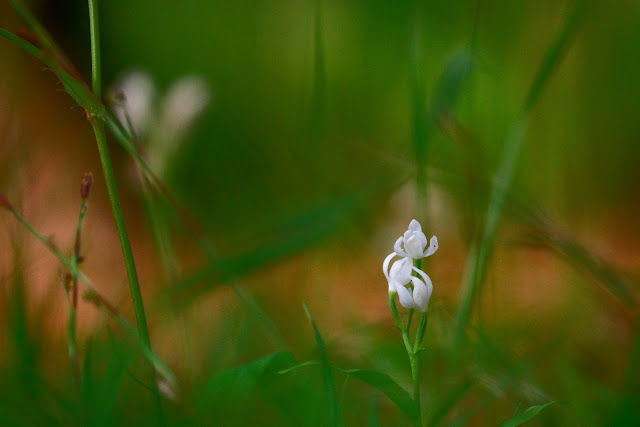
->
[86,0,164,421]
[86,0,150,356]
[388,293,423,426]
[453,0,588,347]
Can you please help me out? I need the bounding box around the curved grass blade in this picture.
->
[278,360,420,425]
[336,367,420,426]
[454,0,590,345]
[497,401,557,427]
[201,351,298,403]
[303,303,339,427]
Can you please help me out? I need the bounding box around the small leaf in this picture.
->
[336,368,420,425]
[201,351,298,403]
[429,48,475,121]
[498,402,557,427]
[278,360,420,424]
[303,303,339,427]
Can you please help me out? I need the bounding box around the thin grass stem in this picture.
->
[453,0,588,347]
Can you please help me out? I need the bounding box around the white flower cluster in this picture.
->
[383,220,438,312]
[110,70,210,177]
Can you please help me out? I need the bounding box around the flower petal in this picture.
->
[423,235,438,258]
[410,276,430,312]
[383,252,395,282]
[416,230,428,253]
[396,284,418,310]
[409,219,422,232]
[394,236,408,257]
[390,258,413,286]
[412,266,433,299]
[113,70,155,137]
[404,235,424,259]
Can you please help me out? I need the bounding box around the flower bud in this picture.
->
[81,173,94,199]
[0,194,12,211]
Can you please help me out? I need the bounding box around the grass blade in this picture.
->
[454,0,589,345]
[303,303,339,427]
[336,368,421,426]
[279,361,420,425]
[498,402,557,427]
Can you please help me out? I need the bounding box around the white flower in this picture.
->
[110,70,211,177]
[395,267,433,312]
[112,70,155,138]
[394,219,438,260]
[160,75,210,141]
[383,254,412,293]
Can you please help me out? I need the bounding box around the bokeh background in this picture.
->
[1,0,639,425]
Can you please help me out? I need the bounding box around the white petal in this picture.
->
[113,70,155,137]
[390,258,413,286]
[412,266,433,299]
[423,235,438,257]
[387,279,397,292]
[416,230,428,253]
[396,284,418,310]
[410,276,430,312]
[404,235,424,259]
[409,219,422,232]
[394,236,408,257]
[383,252,395,282]
[161,75,210,136]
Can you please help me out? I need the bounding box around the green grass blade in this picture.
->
[201,351,298,403]
[454,0,589,345]
[429,49,475,122]
[497,402,557,427]
[278,361,420,425]
[336,368,421,426]
[428,380,474,426]
[303,303,339,427]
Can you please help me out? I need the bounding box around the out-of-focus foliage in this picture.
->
[1,0,639,425]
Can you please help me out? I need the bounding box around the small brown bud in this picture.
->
[62,272,72,292]
[0,194,12,211]
[81,173,94,199]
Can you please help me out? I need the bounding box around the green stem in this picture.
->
[389,293,412,355]
[409,350,420,421]
[86,0,164,421]
[87,0,101,97]
[453,1,587,348]
[85,0,150,356]
[90,118,152,341]
[68,197,87,393]
[406,308,415,332]
[388,293,422,425]
[413,313,428,354]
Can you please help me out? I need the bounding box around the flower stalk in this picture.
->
[86,0,165,421]
[383,219,438,425]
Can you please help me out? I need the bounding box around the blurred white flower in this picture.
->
[160,75,209,141]
[395,267,433,312]
[394,219,438,260]
[383,254,412,293]
[110,71,211,177]
[112,70,155,138]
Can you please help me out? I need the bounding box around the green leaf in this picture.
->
[498,402,557,427]
[454,0,589,346]
[201,351,298,404]
[429,48,475,121]
[279,361,420,425]
[336,368,420,426]
[303,303,339,426]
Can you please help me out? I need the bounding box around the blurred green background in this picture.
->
[1,0,639,425]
